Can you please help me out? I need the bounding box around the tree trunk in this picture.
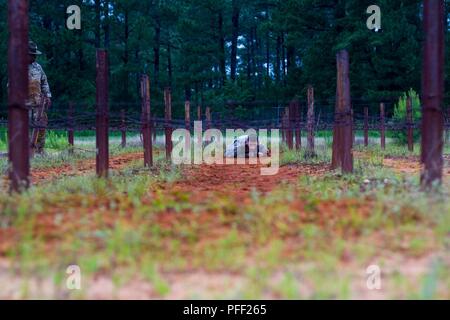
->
[286,43,295,76]
[246,33,252,80]
[281,32,286,86]
[275,34,281,84]
[95,0,101,48]
[167,41,173,88]
[153,16,161,89]
[78,32,84,71]
[230,0,240,82]
[266,32,270,80]
[103,0,110,48]
[218,10,226,86]
[251,27,257,88]
[123,9,130,100]
[255,26,264,89]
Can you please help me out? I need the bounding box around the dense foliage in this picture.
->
[393,89,421,143]
[0,1,449,116]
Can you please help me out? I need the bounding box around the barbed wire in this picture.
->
[0,102,449,132]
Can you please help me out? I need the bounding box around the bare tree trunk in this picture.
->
[218,10,226,86]
[95,0,101,48]
[275,34,281,84]
[251,27,257,88]
[123,9,130,100]
[153,15,161,89]
[255,26,264,89]
[266,32,270,80]
[103,0,110,49]
[246,34,252,80]
[78,33,84,71]
[230,0,240,82]
[167,41,173,88]
[281,32,286,87]
[286,43,295,76]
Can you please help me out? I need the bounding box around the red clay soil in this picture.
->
[167,161,328,202]
[30,151,329,194]
[31,152,145,184]
[0,158,331,254]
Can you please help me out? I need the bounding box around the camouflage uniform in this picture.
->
[28,61,52,153]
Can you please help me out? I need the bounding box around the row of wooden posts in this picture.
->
[330,0,446,189]
[280,95,418,154]
[280,86,317,158]
[115,93,213,153]
[95,64,214,177]
[278,0,445,185]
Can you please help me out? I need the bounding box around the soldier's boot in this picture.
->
[35,112,48,154]
[35,129,46,154]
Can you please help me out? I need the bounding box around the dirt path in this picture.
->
[31,152,145,184]
[29,150,450,187]
[170,161,328,199]
[30,152,329,192]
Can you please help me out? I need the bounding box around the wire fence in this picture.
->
[1,101,449,132]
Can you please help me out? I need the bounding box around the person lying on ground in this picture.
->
[224,135,270,158]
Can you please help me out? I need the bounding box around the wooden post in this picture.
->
[185,100,191,131]
[7,0,29,191]
[141,75,152,167]
[364,107,369,147]
[96,49,109,178]
[197,105,202,121]
[205,106,212,143]
[351,109,355,148]
[205,107,211,130]
[164,87,173,160]
[331,50,353,173]
[120,109,126,148]
[421,0,445,187]
[68,102,75,154]
[446,107,450,144]
[284,107,289,147]
[306,86,316,157]
[406,96,414,152]
[380,103,386,150]
[291,99,301,150]
[287,102,294,150]
[331,93,341,169]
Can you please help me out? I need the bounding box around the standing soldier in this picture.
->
[28,41,52,154]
